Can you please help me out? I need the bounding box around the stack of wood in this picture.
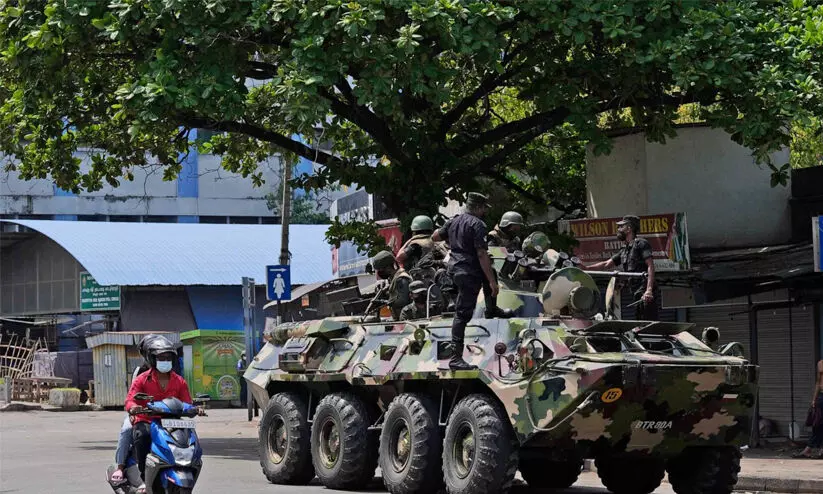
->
[0,335,67,402]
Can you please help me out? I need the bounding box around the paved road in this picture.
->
[0,408,701,494]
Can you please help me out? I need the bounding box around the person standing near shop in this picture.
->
[237,352,248,408]
[583,215,658,320]
[794,359,823,458]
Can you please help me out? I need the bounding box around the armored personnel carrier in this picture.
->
[244,247,758,494]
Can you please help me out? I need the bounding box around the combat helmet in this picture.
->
[499,211,524,229]
[410,215,434,233]
[522,231,550,257]
[371,250,396,270]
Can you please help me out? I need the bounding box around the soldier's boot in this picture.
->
[448,341,477,371]
[485,306,515,318]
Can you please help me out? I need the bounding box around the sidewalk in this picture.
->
[579,447,823,494]
[735,449,823,493]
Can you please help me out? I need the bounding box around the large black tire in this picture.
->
[520,457,583,489]
[167,487,192,494]
[379,393,443,494]
[310,392,378,490]
[667,447,742,494]
[258,392,315,485]
[442,394,518,494]
[596,455,665,494]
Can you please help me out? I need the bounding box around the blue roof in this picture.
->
[0,219,333,286]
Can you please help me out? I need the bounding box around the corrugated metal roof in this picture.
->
[85,331,181,349]
[0,219,332,286]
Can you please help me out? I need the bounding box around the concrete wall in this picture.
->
[585,126,792,249]
[1,147,285,220]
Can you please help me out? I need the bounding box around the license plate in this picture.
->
[161,419,195,429]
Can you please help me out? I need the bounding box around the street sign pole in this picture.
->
[242,276,256,421]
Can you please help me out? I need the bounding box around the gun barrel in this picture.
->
[582,270,646,278]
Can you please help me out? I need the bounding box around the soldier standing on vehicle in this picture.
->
[432,192,514,370]
[583,215,658,320]
[487,211,524,250]
[396,215,448,270]
[371,250,412,321]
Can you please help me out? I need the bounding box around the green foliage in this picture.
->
[3,0,823,248]
[790,117,823,169]
[265,191,332,225]
[325,218,387,258]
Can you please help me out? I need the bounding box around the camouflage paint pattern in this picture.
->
[245,264,758,460]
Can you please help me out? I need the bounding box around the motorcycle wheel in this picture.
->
[166,487,193,494]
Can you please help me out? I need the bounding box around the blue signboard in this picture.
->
[266,265,291,301]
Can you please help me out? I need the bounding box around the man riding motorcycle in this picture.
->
[110,335,165,486]
[124,337,203,480]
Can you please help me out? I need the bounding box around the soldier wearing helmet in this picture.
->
[521,231,551,260]
[400,280,438,320]
[371,250,412,321]
[488,211,524,250]
[396,214,448,270]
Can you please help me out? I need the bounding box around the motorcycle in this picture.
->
[107,393,209,494]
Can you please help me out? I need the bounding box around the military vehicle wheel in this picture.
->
[442,394,518,494]
[595,455,665,494]
[519,456,583,489]
[258,392,315,485]
[310,392,378,490]
[379,393,443,494]
[667,446,741,494]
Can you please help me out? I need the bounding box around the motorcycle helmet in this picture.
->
[145,336,176,370]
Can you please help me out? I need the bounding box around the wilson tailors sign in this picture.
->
[559,213,691,272]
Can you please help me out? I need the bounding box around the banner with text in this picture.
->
[559,213,691,272]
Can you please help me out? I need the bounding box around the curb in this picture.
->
[580,461,820,494]
[735,477,823,494]
[0,402,42,412]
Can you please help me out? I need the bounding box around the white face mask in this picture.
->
[156,361,173,373]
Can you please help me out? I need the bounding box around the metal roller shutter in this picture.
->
[686,304,751,354]
[756,304,816,440]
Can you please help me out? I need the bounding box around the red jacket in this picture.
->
[125,369,193,424]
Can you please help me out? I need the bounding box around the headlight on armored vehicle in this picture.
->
[725,365,747,386]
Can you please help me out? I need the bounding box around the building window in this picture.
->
[228,216,260,224]
[109,215,142,222]
[199,216,229,224]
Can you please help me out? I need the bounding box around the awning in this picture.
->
[664,242,820,302]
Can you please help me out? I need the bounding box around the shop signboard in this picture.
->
[79,271,121,311]
[559,212,691,272]
[331,189,402,277]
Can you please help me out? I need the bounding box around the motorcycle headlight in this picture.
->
[169,444,194,466]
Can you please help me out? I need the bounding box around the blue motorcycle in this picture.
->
[125,392,208,494]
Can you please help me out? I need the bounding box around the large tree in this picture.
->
[2,1,823,238]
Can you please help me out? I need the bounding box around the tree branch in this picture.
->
[319,81,412,164]
[436,53,528,141]
[181,115,351,169]
[454,107,571,157]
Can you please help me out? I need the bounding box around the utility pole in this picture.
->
[278,161,292,325]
